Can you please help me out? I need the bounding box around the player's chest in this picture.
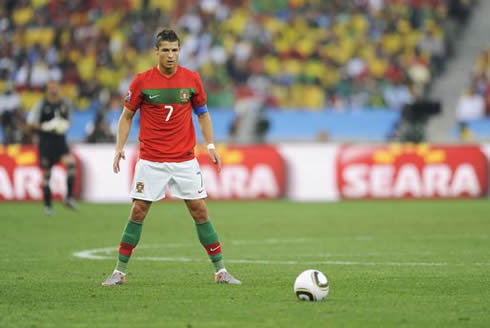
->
[141,87,194,105]
[41,103,68,120]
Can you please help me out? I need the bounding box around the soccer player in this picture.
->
[102,29,241,286]
[27,79,78,215]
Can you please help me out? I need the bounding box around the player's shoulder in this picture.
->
[178,66,201,79]
[134,67,157,81]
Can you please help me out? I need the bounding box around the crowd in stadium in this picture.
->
[456,48,490,121]
[456,47,490,140]
[0,0,482,144]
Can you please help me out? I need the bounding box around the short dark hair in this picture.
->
[155,29,180,48]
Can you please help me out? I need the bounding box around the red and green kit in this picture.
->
[124,66,208,162]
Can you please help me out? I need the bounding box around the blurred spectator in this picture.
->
[455,47,490,141]
[229,90,269,144]
[384,80,414,111]
[0,81,21,144]
[86,110,115,143]
[316,130,329,142]
[458,121,473,142]
[455,82,485,122]
[0,0,477,142]
[473,49,490,115]
[417,29,446,74]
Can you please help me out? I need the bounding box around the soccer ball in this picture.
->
[293,269,329,301]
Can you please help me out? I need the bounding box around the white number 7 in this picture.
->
[164,105,174,121]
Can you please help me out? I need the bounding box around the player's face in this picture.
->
[46,80,60,98]
[156,41,180,71]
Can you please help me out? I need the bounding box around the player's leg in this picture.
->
[116,199,152,272]
[60,151,77,209]
[41,164,53,216]
[168,158,241,284]
[185,199,241,285]
[102,199,152,286]
[103,159,167,286]
[185,199,223,269]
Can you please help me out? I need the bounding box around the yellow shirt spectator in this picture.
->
[12,7,33,26]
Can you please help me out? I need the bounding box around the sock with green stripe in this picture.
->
[195,220,225,272]
[115,220,143,274]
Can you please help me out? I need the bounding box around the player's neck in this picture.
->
[157,64,177,77]
[46,95,60,103]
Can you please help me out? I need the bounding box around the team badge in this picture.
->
[135,182,144,193]
[125,90,132,102]
[179,89,190,102]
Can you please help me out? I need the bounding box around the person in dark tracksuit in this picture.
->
[27,80,78,215]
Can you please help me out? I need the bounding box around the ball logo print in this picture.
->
[294,269,329,301]
[312,270,329,289]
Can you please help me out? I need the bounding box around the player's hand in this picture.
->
[40,118,58,132]
[113,149,126,174]
[55,119,70,134]
[208,148,222,172]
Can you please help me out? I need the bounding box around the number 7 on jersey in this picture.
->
[164,105,173,121]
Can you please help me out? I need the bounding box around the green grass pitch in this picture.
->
[1,200,489,327]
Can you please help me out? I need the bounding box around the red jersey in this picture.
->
[124,66,207,162]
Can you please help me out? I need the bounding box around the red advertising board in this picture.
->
[0,145,82,201]
[336,144,488,199]
[130,145,286,199]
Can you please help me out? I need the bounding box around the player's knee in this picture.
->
[131,207,146,222]
[63,156,75,175]
[40,157,51,171]
[67,160,75,176]
[43,170,51,188]
[187,201,208,223]
[130,201,150,222]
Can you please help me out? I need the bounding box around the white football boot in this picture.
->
[101,271,126,286]
[215,270,242,285]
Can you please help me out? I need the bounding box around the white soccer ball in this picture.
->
[293,269,329,301]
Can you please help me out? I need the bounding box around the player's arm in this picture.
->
[54,100,71,135]
[27,101,49,132]
[113,106,135,173]
[192,71,221,170]
[197,111,221,171]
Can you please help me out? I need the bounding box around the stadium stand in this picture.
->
[454,48,490,141]
[0,0,476,143]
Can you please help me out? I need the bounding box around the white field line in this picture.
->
[231,237,374,245]
[72,245,490,267]
[306,251,436,257]
[407,235,489,240]
[231,235,489,244]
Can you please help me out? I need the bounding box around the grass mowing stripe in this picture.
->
[74,244,490,267]
[1,200,489,327]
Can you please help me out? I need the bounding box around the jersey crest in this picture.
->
[179,89,190,102]
[135,182,144,193]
